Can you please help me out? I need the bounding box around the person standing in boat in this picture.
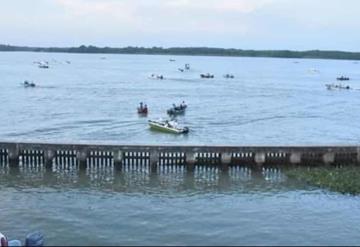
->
[180,101,186,109]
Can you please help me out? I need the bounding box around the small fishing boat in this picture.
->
[200,73,214,79]
[148,119,189,134]
[185,63,190,70]
[23,80,36,88]
[38,61,49,69]
[224,74,235,79]
[167,102,187,115]
[149,74,164,80]
[337,76,350,81]
[325,83,351,90]
[138,107,148,114]
[137,102,148,114]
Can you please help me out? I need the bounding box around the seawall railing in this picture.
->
[0,142,359,173]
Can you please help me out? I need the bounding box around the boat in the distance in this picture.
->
[224,74,235,79]
[38,61,49,69]
[149,74,164,80]
[148,119,189,134]
[137,102,148,115]
[23,80,36,88]
[200,73,214,79]
[167,102,187,115]
[337,76,350,81]
[325,83,351,90]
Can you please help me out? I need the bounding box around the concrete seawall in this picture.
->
[0,142,359,173]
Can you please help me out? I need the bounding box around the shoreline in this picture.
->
[1,44,360,61]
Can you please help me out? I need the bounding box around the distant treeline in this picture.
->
[1,44,360,60]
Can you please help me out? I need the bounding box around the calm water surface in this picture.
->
[1,167,360,246]
[1,52,360,144]
[1,52,360,245]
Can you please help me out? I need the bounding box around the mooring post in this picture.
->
[185,152,196,172]
[8,144,20,167]
[76,150,88,170]
[290,152,302,164]
[220,152,232,172]
[149,151,159,173]
[44,150,55,171]
[323,152,335,165]
[113,150,123,171]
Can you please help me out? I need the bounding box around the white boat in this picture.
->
[148,119,189,134]
[38,61,49,69]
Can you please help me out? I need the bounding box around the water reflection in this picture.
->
[0,163,303,195]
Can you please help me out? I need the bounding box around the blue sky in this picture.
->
[1,0,359,51]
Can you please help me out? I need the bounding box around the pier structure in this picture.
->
[0,142,359,173]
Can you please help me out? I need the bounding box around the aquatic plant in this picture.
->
[286,166,360,195]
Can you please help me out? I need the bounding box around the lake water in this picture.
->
[1,52,360,245]
[1,52,360,145]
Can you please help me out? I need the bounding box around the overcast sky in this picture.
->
[1,0,359,51]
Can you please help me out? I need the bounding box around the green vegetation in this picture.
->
[1,44,360,60]
[286,166,360,195]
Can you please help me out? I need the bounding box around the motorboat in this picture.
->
[178,68,184,72]
[325,83,351,90]
[167,103,187,115]
[38,61,49,69]
[23,80,36,88]
[138,107,148,114]
[137,102,148,114]
[224,74,235,79]
[200,73,214,79]
[149,74,164,80]
[148,119,189,134]
[337,76,350,81]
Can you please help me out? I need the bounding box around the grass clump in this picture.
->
[285,166,360,195]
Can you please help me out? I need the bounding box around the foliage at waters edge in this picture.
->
[285,166,360,195]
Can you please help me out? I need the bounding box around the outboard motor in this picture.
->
[25,232,44,247]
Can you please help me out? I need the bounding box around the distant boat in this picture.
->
[38,61,49,69]
[223,74,235,79]
[185,64,190,70]
[167,102,187,116]
[325,83,351,90]
[178,68,184,72]
[137,102,148,115]
[169,59,176,62]
[149,74,164,80]
[23,80,36,88]
[200,73,214,79]
[337,76,350,81]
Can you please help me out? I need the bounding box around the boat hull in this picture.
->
[148,121,188,134]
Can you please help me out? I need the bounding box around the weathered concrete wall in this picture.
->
[0,142,359,170]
